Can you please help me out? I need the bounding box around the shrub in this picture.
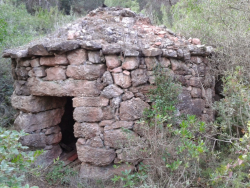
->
[0,127,42,187]
[112,67,207,187]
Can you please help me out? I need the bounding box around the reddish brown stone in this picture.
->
[142,48,162,56]
[160,57,170,68]
[67,49,87,65]
[73,96,109,107]
[40,55,69,66]
[145,57,157,71]
[119,98,150,121]
[131,69,149,87]
[14,108,65,133]
[76,144,115,166]
[28,77,100,97]
[45,67,66,80]
[105,55,121,69]
[86,136,104,148]
[122,57,139,70]
[73,107,103,122]
[112,72,131,89]
[99,120,115,127]
[74,122,101,138]
[30,58,40,67]
[11,94,66,113]
[66,64,106,80]
[46,132,62,145]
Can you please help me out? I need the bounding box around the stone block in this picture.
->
[73,97,109,107]
[86,136,104,148]
[14,108,64,133]
[11,94,66,113]
[104,129,138,149]
[18,59,30,67]
[30,58,40,67]
[74,122,101,138]
[160,57,170,68]
[45,126,61,135]
[104,121,134,131]
[105,55,121,69]
[79,163,134,179]
[45,67,66,80]
[28,77,100,97]
[122,57,139,70]
[177,89,192,113]
[66,64,106,80]
[20,133,46,148]
[88,51,101,63]
[162,49,177,58]
[15,67,28,80]
[131,69,149,87]
[67,49,87,65]
[46,132,62,145]
[99,120,115,127]
[101,71,113,86]
[102,44,122,55]
[112,72,131,89]
[28,44,50,56]
[170,59,189,72]
[33,67,46,77]
[76,144,115,166]
[101,84,124,99]
[191,87,202,98]
[73,107,103,122]
[191,99,205,116]
[144,57,157,71]
[14,80,30,96]
[40,55,68,66]
[122,91,134,101]
[142,48,162,57]
[189,77,204,88]
[119,98,150,121]
[102,106,114,120]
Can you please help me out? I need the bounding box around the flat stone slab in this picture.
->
[73,97,109,107]
[76,144,115,166]
[73,107,103,122]
[14,108,64,133]
[11,94,66,113]
[28,77,100,97]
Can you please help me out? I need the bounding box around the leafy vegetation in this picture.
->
[0,127,42,188]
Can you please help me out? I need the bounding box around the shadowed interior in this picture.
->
[59,97,77,151]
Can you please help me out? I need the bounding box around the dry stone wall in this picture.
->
[3,7,215,179]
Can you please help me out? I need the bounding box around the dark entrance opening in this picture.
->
[59,97,77,152]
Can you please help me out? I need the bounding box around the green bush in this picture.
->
[0,127,42,187]
[112,67,207,187]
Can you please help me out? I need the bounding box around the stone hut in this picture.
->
[3,7,214,179]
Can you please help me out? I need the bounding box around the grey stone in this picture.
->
[101,84,124,99]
